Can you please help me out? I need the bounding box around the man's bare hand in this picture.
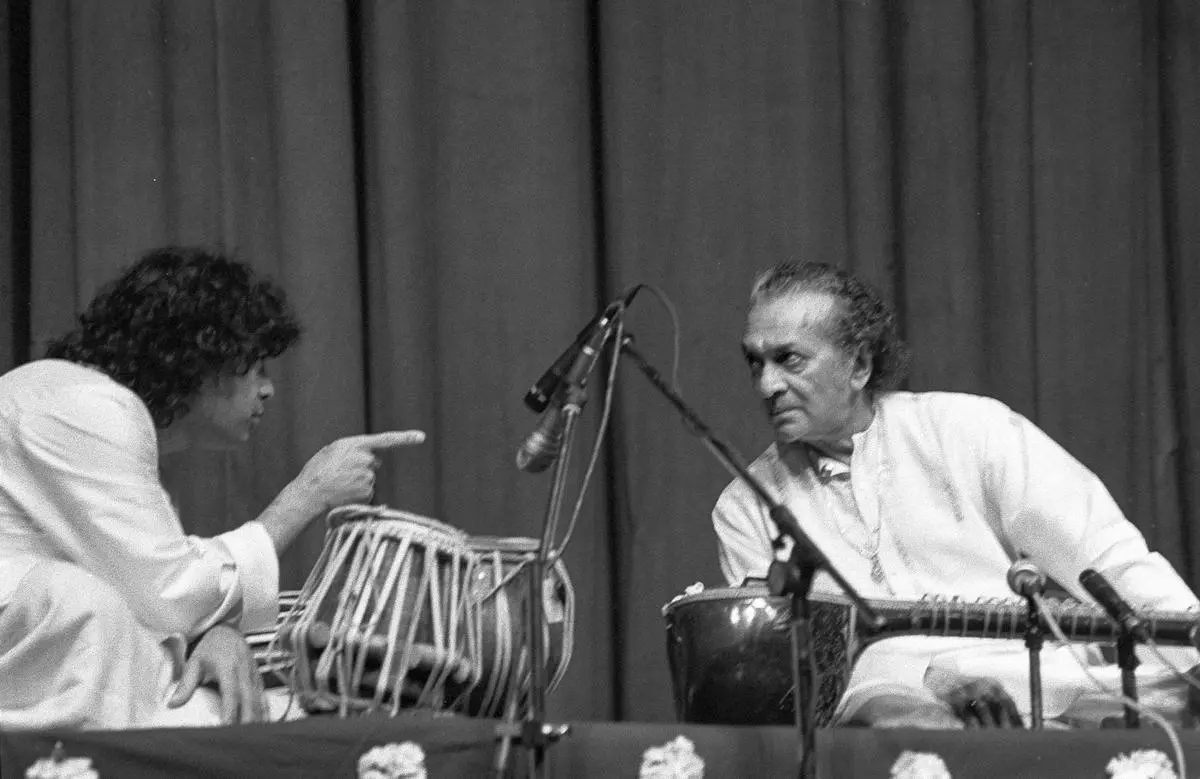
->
[291,429,427,511]
[940,678,1024,729]
[259,429,428,552]
[168,624,265,725]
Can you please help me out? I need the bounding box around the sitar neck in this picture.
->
[864,597,1200,647]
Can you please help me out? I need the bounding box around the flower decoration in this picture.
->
[890,750,952,779]
[24,742,99,779]
[1105,749,1177,779]
[357,742,427,779]
[639,735,705,779]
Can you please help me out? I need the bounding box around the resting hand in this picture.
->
[168,624,265,725]
[939,677,1024,729]
[289,430,427,511]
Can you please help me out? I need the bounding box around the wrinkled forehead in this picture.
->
[743,290,842,349]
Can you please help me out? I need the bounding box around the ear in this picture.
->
[849,343,874,391]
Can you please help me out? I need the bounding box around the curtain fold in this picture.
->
[1163,0,1200,578]
[354,0,612,720]
[0,0,15,370]
[3,0,1198,723]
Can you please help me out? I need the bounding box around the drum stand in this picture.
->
[618,335,887,779]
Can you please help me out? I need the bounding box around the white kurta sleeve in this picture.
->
[712,483,775,587]
[986,406,1198,614]
[6,382,279,638]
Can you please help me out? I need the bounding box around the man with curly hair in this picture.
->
[712,261,1200,729]
[0,247,425,730]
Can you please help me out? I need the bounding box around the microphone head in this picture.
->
[1007,558,1046,597]
[515,434,561,473]
[1079,568,1149,640]
[515,405,566,473]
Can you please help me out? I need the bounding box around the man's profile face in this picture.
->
[741,291,869,446]
[189,360,274,447]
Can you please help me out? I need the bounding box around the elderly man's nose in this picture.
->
[756,363,786,396]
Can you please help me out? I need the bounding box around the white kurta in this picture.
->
[712,390,1200,724]
[0,359,279,730]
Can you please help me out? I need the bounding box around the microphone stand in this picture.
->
[1078,570,1146,729]
[1116,628,1141,728]
[618,335,886,779]
[495,397,580,778]
[1023,593,1045,730]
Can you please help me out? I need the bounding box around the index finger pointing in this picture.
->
[347,430,427,449]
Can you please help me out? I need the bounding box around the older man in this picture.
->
[0,247,425,730]
[712,261,1200,728]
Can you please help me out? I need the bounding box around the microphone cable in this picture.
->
[1031,590,1187,778]
[552,282,682,558]
[550,303,625,558]
[1143,639,1200,696]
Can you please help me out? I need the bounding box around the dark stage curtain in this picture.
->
[2,0,1199,723]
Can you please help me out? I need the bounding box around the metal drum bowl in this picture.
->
[663,586,856,727]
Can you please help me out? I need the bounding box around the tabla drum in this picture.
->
[462,536,575,718]
[663,585,857,727]
[276,505,481,716]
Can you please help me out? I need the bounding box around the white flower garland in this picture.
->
[1105,749,1178,779]
[24,742,98,779]
[357,741,427,779]
[890,750,953,779]
[15,728,1186,779]
[639,735,705,779]
[886,747,1181,779]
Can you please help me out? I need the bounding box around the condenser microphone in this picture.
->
[516,404,567,473]
[516,305,620,472]
[522,286,640,413]
[1079,568,1149,641]
[1007,558,1047,598]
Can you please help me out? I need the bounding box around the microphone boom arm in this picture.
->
[618,333,884,779]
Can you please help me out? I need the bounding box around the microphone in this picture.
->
[515,307,620,472]
[522,287,639,413]
[1007,558,1047,598]
[516,404,567,473]
[1079,568,1149,641]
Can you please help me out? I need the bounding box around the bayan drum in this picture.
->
[663,585,857,727]
[249,589,303,689]
[276,505,480,716]
[463,536,575,718]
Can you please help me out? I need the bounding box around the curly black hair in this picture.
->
[749,261,911,393]
[45,246,302,427]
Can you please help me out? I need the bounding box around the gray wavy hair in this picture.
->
[750,261,911,393]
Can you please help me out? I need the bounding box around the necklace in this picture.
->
[785,445,886,585]
[843,494,885,584]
